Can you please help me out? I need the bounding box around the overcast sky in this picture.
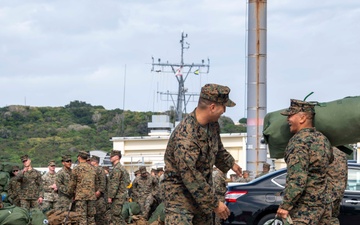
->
[1,0,360,122]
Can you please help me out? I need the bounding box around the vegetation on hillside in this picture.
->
[0,101,246,166]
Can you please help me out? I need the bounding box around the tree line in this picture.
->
[0,100,246,167]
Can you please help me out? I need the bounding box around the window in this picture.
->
[346,168,360,191]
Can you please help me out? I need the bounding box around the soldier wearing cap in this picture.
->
[107,150,130,225]
[8,165,21,206]
[163,83,243,224]
[55,155,73,211]
[276,99,333,224]
[156,167,164,178]
[16,154,44,210]
[41,160,58,211]
[69,151,97,225]
[132,166,158,218]
[236,170,252,183]
[255,163,271,179]
[90,155,108,225]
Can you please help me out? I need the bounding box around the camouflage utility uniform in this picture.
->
[212,169,227,225]
[8,176,21,206]
[163,110,236,225]
[41,171,58,211]
[16,168,44,210]
[55,166,72,211]
[93,164,107,224]
[279,127,333,225]
[108,161,130,225]
[327,147,348,225]
[69,161,97,225]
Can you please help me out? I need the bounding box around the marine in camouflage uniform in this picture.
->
[69,151,97,225]
[7,166,21,207]
[212,168,227,225]
[107,150,130,225]
[235,170,252,183]
[16,155,44,210]
[41,160,59,212]
[255,163,270,178]
[277,99,333,225]
[163,83,243,225]
[55,155,73,211]
[327,147,348,225]
[132,166,158,217]
[90,155,108,225]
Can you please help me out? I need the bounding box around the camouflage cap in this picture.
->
[48,160,56,166]
[139,166,147,174]
[200,83,236,107]
[134,170,140,175]
[243,170,250,174]
[263,163,270,169]
[280,99,315,116]
[12,165,20,171]
[110,150,122,158]
[156,167,164,172]
[20,155,29,162]
[90,155,100,162]
[61,155,71,162]
[78,151,89,159]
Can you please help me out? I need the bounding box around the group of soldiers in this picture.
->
[6,151,166,225]
[229,162,271,183]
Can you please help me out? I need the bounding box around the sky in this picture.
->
[1,0,360,122]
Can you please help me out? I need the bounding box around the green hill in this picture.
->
[0,100,245,167]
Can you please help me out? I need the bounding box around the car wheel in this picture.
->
[258,213,276,225]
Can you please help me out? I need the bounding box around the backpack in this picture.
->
[30,208,48,225]
[0,204,30,225]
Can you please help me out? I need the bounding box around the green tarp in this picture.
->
[263,96,360,158]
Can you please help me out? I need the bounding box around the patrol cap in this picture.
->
[110,150,122,158]
[61,155,71,162]
[200,83,236,107]
[90,155,100,162]
[280,99,315,116]
[134,170,140,175]
[78,151,89,159]
[243,170,250,174]
[12,165,20,171]
[48,160,56,166]
[156,167,164,172]
[139,166,147,175]
[20,155,29,162]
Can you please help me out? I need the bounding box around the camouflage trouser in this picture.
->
[55,195,72,212]
[290,202,332,225]
[75,200,96,225]
[40,200,56,212]
[165,210,213,225]
[95,196,108,225]
[109,198,126,225]
[20,199,39,210]
[330,199,341,225]
[143,194,160,219]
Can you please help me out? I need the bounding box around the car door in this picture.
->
[339,166,360,224]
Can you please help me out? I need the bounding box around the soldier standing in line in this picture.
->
[163,83,243,225]
[156,167,164,178]
[8,165,21,206]
[236,170,252,183]
[69,151,97,225]
[276,99,333,224]
[90,155,108,225]
[16,154,44,210]
[41,160,58,212]
[255,163,271,178]
[107,150,130,225]
[327,147,348,225]
[212,167,227,225]
[132,166,158,217]
[55,155,73,211]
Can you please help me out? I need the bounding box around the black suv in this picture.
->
[224,163,360,225]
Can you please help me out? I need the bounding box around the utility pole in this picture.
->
[151,32,210,122]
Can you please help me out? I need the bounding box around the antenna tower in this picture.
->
[151,32,210,122]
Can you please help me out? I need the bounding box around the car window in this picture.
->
[347,167,360,191]
[272,173,287,187]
